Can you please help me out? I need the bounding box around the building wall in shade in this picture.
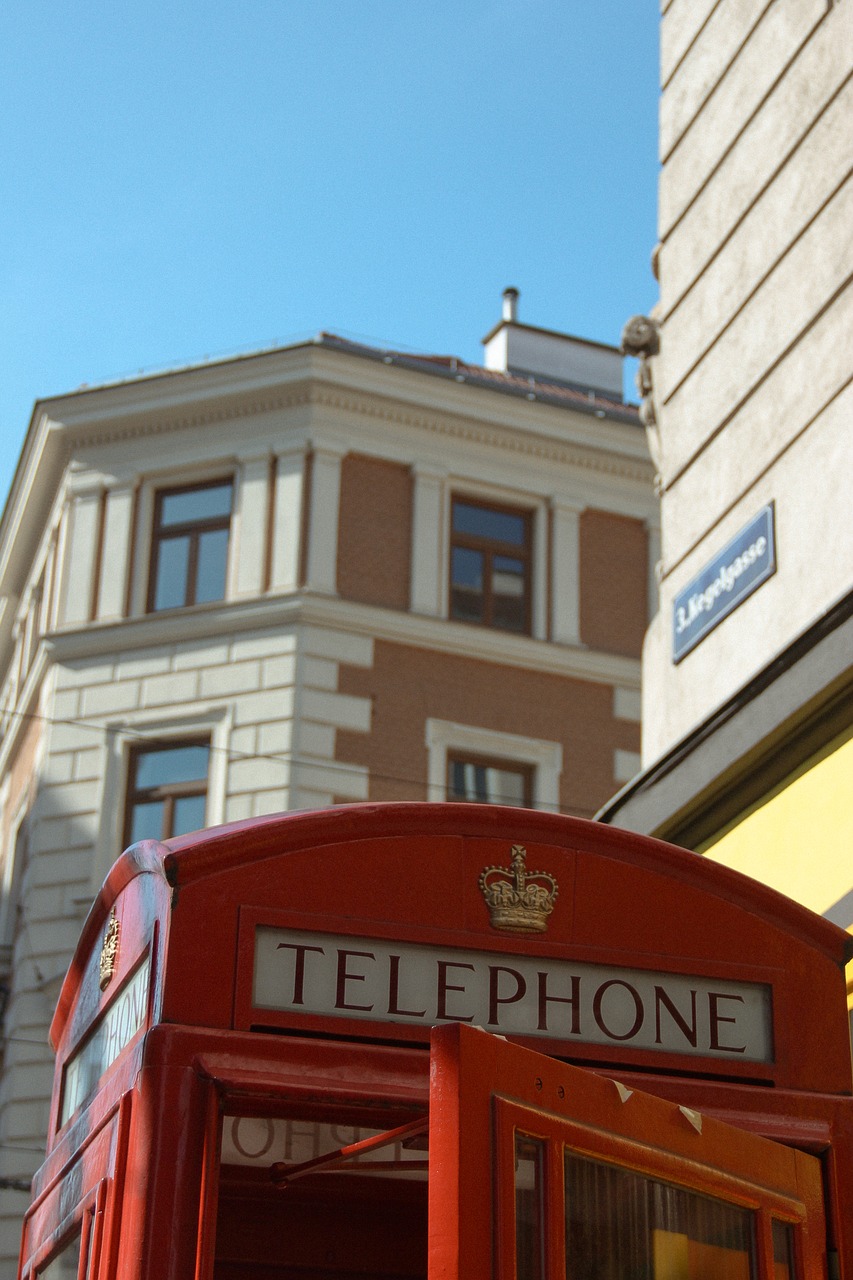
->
[640,0,852,762]
[600,0,853,1021]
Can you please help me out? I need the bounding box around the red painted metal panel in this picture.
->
[18,805,853,1279]
[428,1023,828,1280]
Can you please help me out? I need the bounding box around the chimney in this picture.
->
[502,287,520,323]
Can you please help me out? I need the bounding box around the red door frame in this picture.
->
[20,1020,848,1278]
[429,1023,827,1280]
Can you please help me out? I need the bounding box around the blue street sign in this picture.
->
[672,505,776,662]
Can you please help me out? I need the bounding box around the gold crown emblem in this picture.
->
[479,845,558,934]
[99,909,120,991]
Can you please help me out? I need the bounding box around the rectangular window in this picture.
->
[772,1220,797,1279]
[515,1134,545,1280]
[37,1229,82,1278]
[124,740,210,847]
[447,754,532,807]
[147,479,233,612]
[450,498,531,633]
[564,1151,757,1278]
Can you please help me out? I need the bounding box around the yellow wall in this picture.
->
[702,725,853,1016]
[701,726,853,923]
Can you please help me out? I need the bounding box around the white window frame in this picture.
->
[445,485,547,640]
[94,707,232,887]
[425,719,562,812]
[410,470,548,640]
[130,464,238,618]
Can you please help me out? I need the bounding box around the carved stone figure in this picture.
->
[621,314,662,473]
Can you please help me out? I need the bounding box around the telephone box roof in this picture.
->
[55,803,853,1042]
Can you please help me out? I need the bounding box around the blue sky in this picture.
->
[0,2,659,509]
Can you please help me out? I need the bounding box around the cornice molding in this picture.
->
[42,591,641,690]
[57,377,651,488]
[305,386,653,484]
[67,386,314,452]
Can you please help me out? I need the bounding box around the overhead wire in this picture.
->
[0,703,576,812]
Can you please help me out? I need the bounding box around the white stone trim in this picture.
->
[94,705,232,887]
[550,498,585,646]
[410,464,447,617]
[614,749,642,785]
[532,503,548,641]
[96,482,135,620]
[425,718,563,812]
[34,363,651,478]
[613,687,642,723]
[59,487,103,626]
[305,444,342,596]
[46,592,642,690]
[233,454,271,598]
[270,448,305,594]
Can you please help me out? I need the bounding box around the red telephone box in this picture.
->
[16,804,853,1278]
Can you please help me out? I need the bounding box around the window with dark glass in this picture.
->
[124,740,210,846]
[447,754,532,807]
[564,1151,757,1279]
[515,1134,546,1280]
[772,1220,797,1280]
[147,480,233,612]
[449,498,531,633]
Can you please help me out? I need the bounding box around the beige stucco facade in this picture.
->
[0,311,656,1268]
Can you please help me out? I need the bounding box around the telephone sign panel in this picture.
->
[253,925,773,1061]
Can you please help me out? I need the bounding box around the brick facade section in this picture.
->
[337,454,413,611]
[336,639,640,819]
[580,509,648,657]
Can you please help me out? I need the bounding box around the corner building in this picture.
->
[0,296,656,1265]
[602,4,853,1011]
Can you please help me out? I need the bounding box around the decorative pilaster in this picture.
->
[305,442,343,595]
[233,454,272,598]
[410,464,447,617]
[59,481,104,627]
[95,482,135,620]
[550,499,584,646]
[269,448,306,594]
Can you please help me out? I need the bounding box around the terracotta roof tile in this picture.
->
[316,332,639,424]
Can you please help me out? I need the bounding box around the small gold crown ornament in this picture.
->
[479,845,558,934]
[99,909,120,991]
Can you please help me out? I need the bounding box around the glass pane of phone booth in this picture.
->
[426,1026,823,1280]
[515,1136,546,1280]
[563,1152,756,1278]
[213,1111,429,1279]
[36,1234,81,1280]
[210,1110,812,1279]
[204,1028,825,1280]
